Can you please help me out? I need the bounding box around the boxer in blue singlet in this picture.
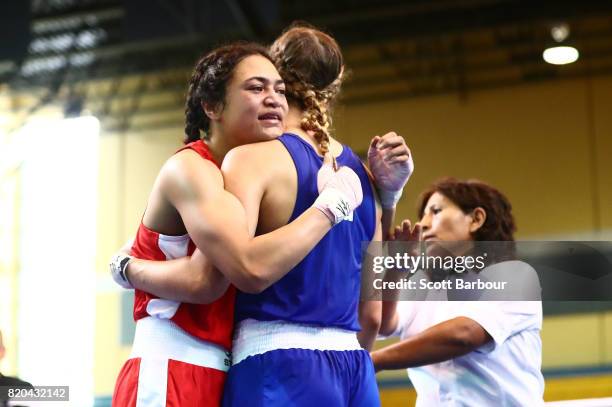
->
[222,24,414,406]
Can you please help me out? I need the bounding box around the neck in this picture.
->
[285,104,342,157]
[204,128,234,164]
[285,105,322,150]
[285,105,307,137]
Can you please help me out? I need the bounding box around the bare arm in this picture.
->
[362,157,396,242]
[371,317,492,372]
[211,145,336,293]
[381,207,396,241]
[358,300,382,351]
[113,236,228,304]
[357,205,383,350]
[126,147,334,298]
[368,132,414,337]
[379,204,399,335]
[379,301,400,337]
[127,253,229,304]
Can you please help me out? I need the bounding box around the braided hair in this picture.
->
[184,42,272,144]
[270,23,344,158]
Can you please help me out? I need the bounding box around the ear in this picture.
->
[202,101,222,121]
[469,207,487,233]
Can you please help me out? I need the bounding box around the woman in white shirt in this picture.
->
[372,177,544,406]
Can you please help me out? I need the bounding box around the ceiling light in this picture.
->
[543,23,579,65]
[543,46,579,65]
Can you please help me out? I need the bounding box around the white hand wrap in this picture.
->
[367,146,414,208]
[110,253,134,289]
[314,163,363,225]
[378,189,405,210]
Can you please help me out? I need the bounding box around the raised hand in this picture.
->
[368,132,414,208]
[392,219,421,242]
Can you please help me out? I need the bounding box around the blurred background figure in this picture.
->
[0,330,32,407]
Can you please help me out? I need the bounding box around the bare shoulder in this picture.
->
[160,149,223,199]
[222,139,289,175]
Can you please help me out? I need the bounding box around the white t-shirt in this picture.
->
[392,261,545,407]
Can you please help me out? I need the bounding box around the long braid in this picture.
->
[184,60,207,143]
[270,24,345,166]
[300,88,330,154]
[279,65,343,163]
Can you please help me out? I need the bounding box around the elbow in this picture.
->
[360,304,382,336]
[189,284,226,304]
[450,317,485,352]
[232,262,270,294]
[378,308,398,337]
[189,271,229,304]
[378,321,395,337]
[237,279,267,294]
[189,289,216,305]
[358,312,381,351]
[189,287,219,304]
[363,314,382,337]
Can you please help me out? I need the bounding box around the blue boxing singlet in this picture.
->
[223,133,381,407]
[234,132,376,331]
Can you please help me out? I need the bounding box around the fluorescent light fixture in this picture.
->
[18,116,99,407]
[543,46,579,65]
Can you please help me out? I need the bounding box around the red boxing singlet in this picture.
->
[113,140,234,407]
[131,140,235,350]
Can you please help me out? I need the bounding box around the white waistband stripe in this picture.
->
[232,319,362,365]
[130,316,231,372]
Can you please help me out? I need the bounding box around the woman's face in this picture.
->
[216,54,288,145]
[420,192,478,242]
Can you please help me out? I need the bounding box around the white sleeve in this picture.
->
[478,260,542,301]
[449,300,542,353]
[389,301,418,338]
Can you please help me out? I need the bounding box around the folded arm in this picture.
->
[127,253,228,304]
[371,316,492,372]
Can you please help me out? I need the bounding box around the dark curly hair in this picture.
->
[418,177,516,242]
[418,177,517,264]
[184,42,272,143]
